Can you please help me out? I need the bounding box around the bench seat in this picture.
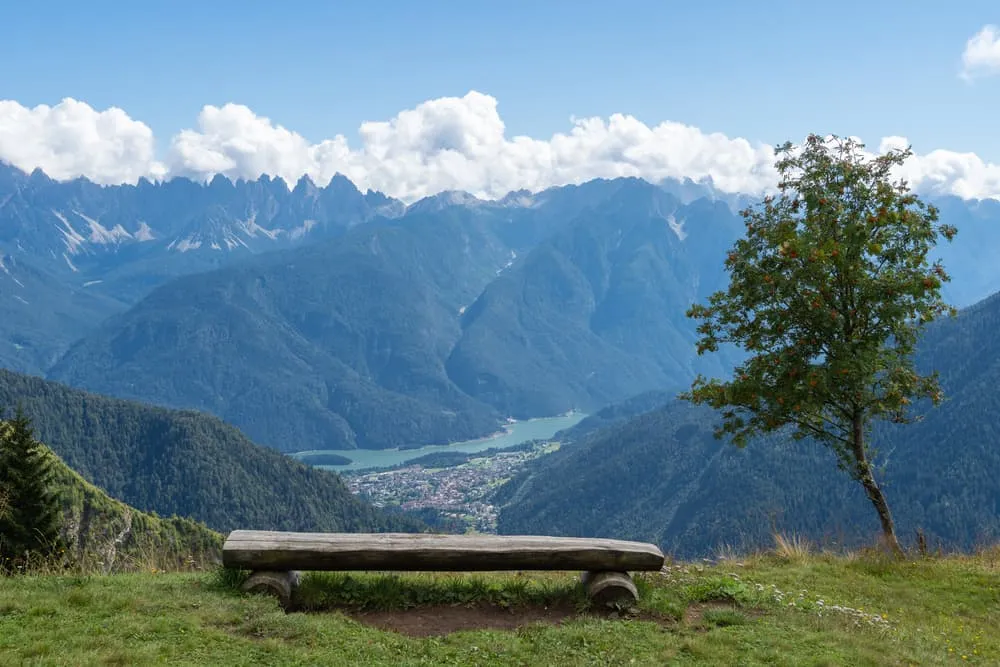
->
[222,530,667,610]
[223,530,665,572]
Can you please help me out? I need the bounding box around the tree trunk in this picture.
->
[851,410,903,556]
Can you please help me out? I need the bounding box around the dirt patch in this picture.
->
[346,602,672,637]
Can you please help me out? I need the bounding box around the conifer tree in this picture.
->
[0,407,64,566]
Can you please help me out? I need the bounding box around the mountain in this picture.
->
[931,196,1000,307]
[0,369,423,534]
[0,252,124,372]
[550,389,675,443]
[6,164,1000,453]
[0,162,404,373]
[446,182,747,417]
[495,290,1000,557]
[48,209,517,451]
[47,179,755,451]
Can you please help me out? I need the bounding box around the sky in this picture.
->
[1,0,999,202]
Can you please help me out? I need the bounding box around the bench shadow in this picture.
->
[290,570,655,637]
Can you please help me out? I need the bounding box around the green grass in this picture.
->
[2,548,999,665]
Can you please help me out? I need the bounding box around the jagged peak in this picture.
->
[209,173,233,190]
[325,172,360,193]
[294,174,318,195]
[29,167,53,185]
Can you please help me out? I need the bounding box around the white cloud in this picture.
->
[2,91,1000,202]
[890,141,1000,200]
[961,25,1000,81]
[0,98,165,184]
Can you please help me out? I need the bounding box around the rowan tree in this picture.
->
[680,134,957,555]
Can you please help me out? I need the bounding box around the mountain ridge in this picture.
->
[46,180,754,451]
[0,368,423,534]
[6,163,1000,454]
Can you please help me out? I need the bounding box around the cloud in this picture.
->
[889,141,1000,200]
[2,91,1000,202]
[961,25,1000,81]
[164,92,780,202]
[0,98,165,184]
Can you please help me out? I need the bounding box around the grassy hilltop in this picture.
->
[2,540,998,665]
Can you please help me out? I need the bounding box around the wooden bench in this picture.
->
[223,530,666,611]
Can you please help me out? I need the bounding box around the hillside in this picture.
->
[0,369,422,534]
[3,550,999,665]
[0,254,126,373]
[496,291,1000,558]
[45,444,223,572]
[550,389,675,442]
[932,196,1000,307]
[446,185,746,417]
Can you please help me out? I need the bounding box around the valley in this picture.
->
[7,9,1000,665]
[294,411,586,471]
[5,162,1000,561]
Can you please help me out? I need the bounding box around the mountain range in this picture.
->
[4,161,1000,457]
[0,164,404,372]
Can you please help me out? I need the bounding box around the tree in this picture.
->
[0,407,64,566]
[680,134,957,555]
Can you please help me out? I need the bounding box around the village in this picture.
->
[343,441,560,532]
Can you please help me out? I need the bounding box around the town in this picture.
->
[343,441,561,532]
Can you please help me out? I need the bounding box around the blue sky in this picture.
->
[1,0,998,201]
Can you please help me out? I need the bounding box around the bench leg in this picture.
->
[242,570,301,611]
[581,570,638,607]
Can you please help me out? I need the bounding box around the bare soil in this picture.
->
[345,601,673,637]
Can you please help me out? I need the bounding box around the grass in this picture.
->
[292,570,591,613]
[3,543,1000,665]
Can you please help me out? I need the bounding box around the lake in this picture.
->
[292,412,588,472]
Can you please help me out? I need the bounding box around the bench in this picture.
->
[223,530,666,611]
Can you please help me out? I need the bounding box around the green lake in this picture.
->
[293,412,587,472]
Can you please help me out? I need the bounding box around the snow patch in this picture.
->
[134,221,155,242]
[63,252,79,272]
[13,295,28,305]
[52,211,87,255]
[82,279,103,287]
[168,236,203,253]
[74,210,132,244]
[0,256,23,288]
[288,218,317,240]
[666,214,687,241]
[239,213,280,240]
[222,231,248,250]
[495,249,518,275]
